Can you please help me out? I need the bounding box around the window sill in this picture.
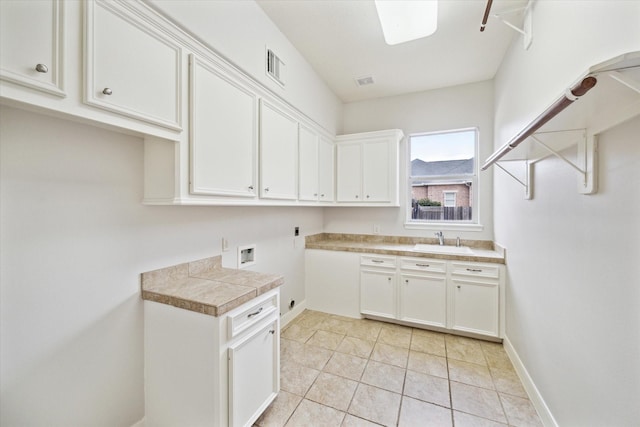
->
[404,222,484,232]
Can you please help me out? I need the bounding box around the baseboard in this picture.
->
[280,299,307,328]
[130,417,145,427]
[503,335,558,427]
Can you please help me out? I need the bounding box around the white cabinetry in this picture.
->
[145,289,280,427]
[0,0,65,96]
[259,100,298,200]
[336,129,403,205]
[299,127,334,202]
[85,0,182,130]
[450,262,501,337]
[357,254,504,339]
[189,54,258,198]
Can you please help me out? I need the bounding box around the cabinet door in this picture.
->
[318,136,335,202]
[189,55,257,197]
[360,269,396,319]
[229,319,279,427]
[0,0,64,96]
[450,279,499,337]
[85,0,182,130]
[362,139,391,202]
[336,142,362,202]
[399,274,447,328]
[298,125,319,201]
[259,100,298,200]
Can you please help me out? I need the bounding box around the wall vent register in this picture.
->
[266,48,284,86]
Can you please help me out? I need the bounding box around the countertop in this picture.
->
[141,256,284,316]
[305,233,505,264]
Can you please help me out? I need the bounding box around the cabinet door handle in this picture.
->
[35,63,48,73]
[405,279,409,284]
[247,307,263,318]
[355,195,359,198]
[248,185,254,190]
[366,195,370,199]
[371,260,384,264]
[466,268,482,272]
[102,88,113,95]
[387,277,392,282]
[320,194,325,197]
[457,285,461,289]
[269,330,276,335]
[264,187,270,192]
[416,263,430,267]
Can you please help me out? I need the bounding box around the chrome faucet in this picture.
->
[435,231,444,246]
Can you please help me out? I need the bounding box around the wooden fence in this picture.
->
[412,206,472,221]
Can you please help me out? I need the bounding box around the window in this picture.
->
[408,128,477,224]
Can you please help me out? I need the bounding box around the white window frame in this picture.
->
[443,191,457,207]
[405,127,482,231]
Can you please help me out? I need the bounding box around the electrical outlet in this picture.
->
[294,226,299,236]
[222,237,229,252]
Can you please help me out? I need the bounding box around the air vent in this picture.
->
[355,75,375,86]
[266,48,285,86]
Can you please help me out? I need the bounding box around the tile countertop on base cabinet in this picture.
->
[141,256,283,427]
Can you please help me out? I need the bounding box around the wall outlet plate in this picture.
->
[237,244,256,268]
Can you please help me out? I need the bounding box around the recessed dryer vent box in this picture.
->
[237,244,256,269]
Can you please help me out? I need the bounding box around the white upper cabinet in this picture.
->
[189,55,258,198]
[336,129,402,205]
[299,128,335,202]
[84,0,182,130]
[0,0,65,96]
[259,100,298,200]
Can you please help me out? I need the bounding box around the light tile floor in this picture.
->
[255,310,543,427]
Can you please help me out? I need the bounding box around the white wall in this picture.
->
[325,80,495,240]
[493,2,640,425]
[0,106,323,426]
[146,0,343,135]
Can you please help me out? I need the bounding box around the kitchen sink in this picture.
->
[413,244,473,254]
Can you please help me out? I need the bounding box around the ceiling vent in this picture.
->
[266,48,285,87]
[355,75,375,87]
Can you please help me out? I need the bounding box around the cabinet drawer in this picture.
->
[361,254,396,269]
[451,262,500,279]
[399,257,446,274]
[228,293,278,339]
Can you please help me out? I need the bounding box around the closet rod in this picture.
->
[480,0,493,32]
[481,76,597,171]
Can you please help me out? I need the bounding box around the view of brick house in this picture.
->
[411,158,474,220]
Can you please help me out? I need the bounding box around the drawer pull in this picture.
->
[269,330,276,335]
[102,87,113,95]
[247,307,263,318]
[35,63,48,73]
[416,263,430,267]
[371,260,385,264]
[466,268,482,272]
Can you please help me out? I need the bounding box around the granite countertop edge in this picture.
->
[305,233,506,264]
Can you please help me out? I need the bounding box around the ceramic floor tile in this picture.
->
[403,370,450,408]
[348,383,402,427]
[285,399,345,427]
[280,361,320,396]
[398,396,452,427]
[445,336,487,366]
[295,310,330,330]
[336,336,375,359]
[307,330,345,351]
[370,342,409,368]
[361,360,406,393]
[490,367,528,398]
[450,381,507,424]
[282,324,316,343]
[448,359,494,389]
[341,414,384,427]
[378,326,412,349]
[407,350,448,379]
[320,317,355,335]
[410,333,446,357]
[484,349,514,372]
[499,393,543,427]
[306,372,358,412]
[281,339,333,370]
[323,352,368,381]
[453,411,508,427]
[346,319,383,341]
[255,390,302,427]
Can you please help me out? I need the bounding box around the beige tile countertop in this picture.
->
[305,233,505,264]
[141,256,284,316]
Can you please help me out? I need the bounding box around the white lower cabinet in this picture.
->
[358,254,504,338]
[144,289,280,427]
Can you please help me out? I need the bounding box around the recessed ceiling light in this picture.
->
[374,0,438,45]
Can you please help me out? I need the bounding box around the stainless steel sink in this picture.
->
[413,244,473,254]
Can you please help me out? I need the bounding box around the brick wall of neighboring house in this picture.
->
[412,183,472,207]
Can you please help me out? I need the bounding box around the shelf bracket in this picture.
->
[491,0,533,49]
[608,70,640,95]
[495,161,533,199]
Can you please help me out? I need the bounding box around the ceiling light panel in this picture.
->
[374,0,438,45]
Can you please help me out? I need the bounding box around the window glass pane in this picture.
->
[410,130,475,177]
